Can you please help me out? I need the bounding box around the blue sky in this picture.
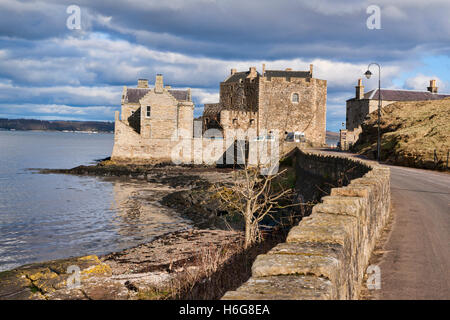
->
[0,0,449,132]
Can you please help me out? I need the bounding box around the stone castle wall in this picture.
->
[112,111,233,164]
[258,77,327,145]
[204,69,327,147]
[222,149,390,300]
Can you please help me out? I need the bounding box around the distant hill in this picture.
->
[352,98,450,170]
[326,130,339,146]
[0,119,114,133]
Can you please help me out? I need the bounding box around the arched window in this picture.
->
[292,93,299,103]
[146,106,151,118]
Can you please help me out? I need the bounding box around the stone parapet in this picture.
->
[222,149,390,300]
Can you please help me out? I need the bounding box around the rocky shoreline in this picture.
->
[1,161,289,300]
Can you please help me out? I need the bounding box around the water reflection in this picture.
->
[107,178,192,252]
[0,131,192,272]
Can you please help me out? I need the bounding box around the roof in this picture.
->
[359,89,450,101]
[223,69,311,83]
[224,71,260,83]
[203,103,223,117]
[265,70,311,79]
[125,88,190,103]
[168,89,189,101]
[125,88,151,103]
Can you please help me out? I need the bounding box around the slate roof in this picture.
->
[168,89,189,101]
[224,71,260,83]
[203,103,223,116]
[363,89,450,101]
[125,88,189,103]
[265,70,311,79]
[224,69,310,83]
[125,88,151,103]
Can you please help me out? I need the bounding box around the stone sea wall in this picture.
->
[223,150,390,300]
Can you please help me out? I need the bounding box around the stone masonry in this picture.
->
[111,75,195,162]
[112,66,327,163]
[203,65,327,146]
[222,149,391,300]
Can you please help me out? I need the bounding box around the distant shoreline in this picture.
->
[0,118,114,133]
[0,128,113,134]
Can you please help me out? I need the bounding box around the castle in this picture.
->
[340,79,450,149]
[111,65,327,163]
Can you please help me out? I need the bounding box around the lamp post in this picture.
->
[364,63,382,162]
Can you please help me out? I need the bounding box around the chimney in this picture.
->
[262,63,266,76]
[137,79,149,88]
[285,68,292,71]
[231,68,237,75]
[356,78,364,99]
[427,79,438,93]
[121,86,127,103]
[310,64,314,78]
[248,66,257,79]
[155,74,163,93]
[187,88,192,101]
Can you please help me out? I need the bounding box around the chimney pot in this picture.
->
[231,68,237,75]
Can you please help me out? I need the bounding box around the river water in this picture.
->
[0,130,190,272]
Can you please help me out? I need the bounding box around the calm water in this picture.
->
[0,131,190,272]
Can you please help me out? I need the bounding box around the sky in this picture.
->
[0,0,449,132]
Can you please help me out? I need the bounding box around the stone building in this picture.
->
[111,75,194,162]
[340,79,450,149]
[112,66,328,163]
[202,64,327,145]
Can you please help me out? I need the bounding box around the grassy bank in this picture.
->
[352,98,450,170]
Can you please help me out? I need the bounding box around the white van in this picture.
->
[285,131,305,142]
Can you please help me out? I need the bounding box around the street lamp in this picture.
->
[365,63,382,162]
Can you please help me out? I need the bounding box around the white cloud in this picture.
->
[405,74,446,91]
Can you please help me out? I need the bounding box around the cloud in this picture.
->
[404,74,447,92]
[0,0,449,132]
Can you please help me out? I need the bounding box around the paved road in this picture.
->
[375,165,450,299]
[316,150,449,299]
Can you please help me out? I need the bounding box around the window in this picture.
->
[292,93,299,103]
[232,118,238,125]
[250,119,255,125]
[146,106,151,118]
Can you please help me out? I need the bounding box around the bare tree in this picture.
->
[216,158,294,248]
